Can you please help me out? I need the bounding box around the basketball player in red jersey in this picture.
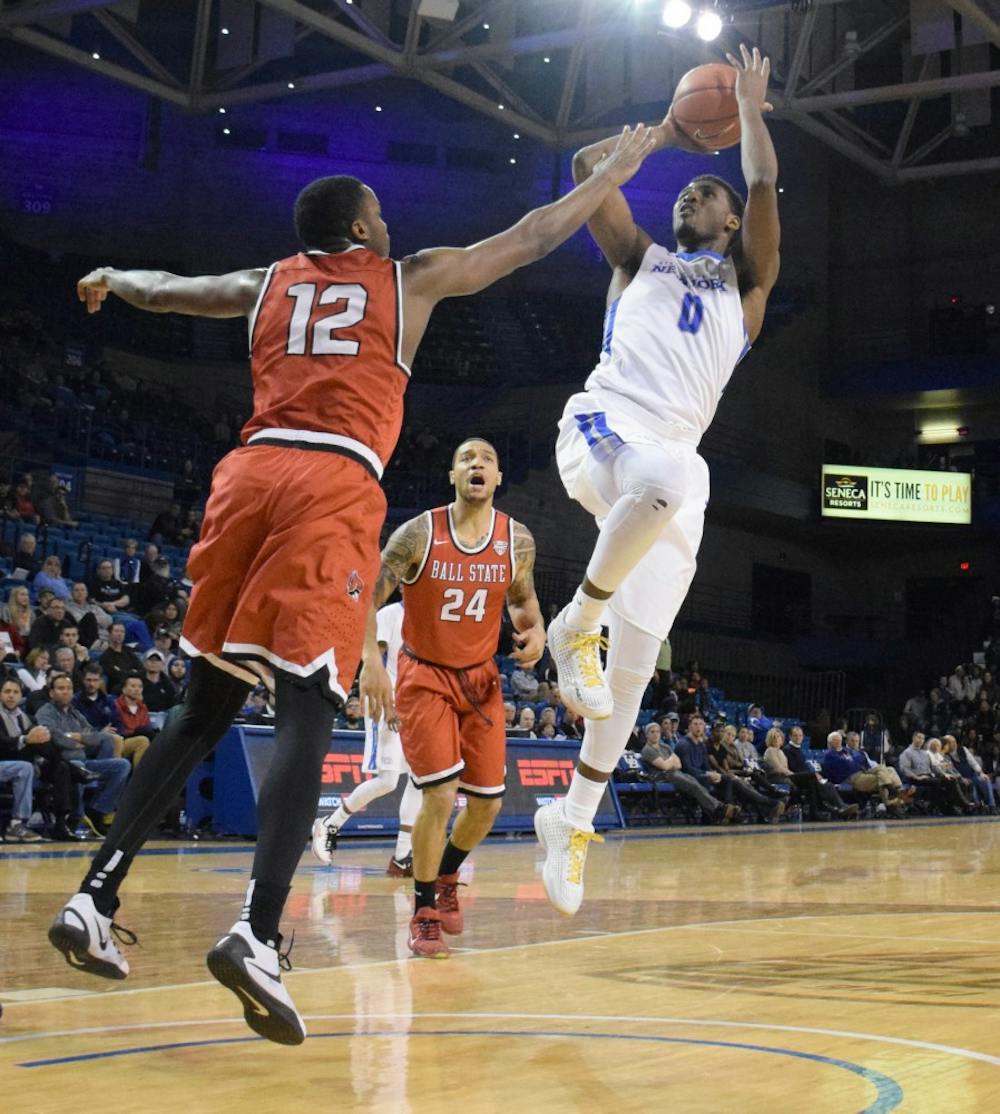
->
[46,127,656,1044]
[360,438,543,958]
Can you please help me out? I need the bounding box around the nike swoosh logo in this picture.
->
[97,932,110,950]
[433,539,448,545]
[235,986,270,1017]
[67,952,85,967]
[246,959,282,985]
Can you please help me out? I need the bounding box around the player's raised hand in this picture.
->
[359,657,398,731]
[77,267,114,314]
[726,44,773,114]
[659,112,716,154]
[591,124,659,188]
[511,623,546,669]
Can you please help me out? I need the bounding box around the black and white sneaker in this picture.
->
[48,893,134,979]
[206,920,306,1046]
[310,816,339,865]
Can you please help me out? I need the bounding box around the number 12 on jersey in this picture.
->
[440,587,487,623]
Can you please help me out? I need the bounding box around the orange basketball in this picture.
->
[670,62,741,151]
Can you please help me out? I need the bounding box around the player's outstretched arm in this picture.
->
[727,44,781,342]
[401,124,657,305]
[77,267,266,318]
[571,117,699,271]
[506,522,545,668]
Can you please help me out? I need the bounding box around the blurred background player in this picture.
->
[46,126,658,1043]
[311,600,422,876]
[538,46,781,914]
[362,438,544,957]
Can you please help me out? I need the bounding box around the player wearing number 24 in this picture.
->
[359,437,544,958]
[59,126,658,1044]
[536,45,782,917]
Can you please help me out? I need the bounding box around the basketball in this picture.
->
[670,62,741,151]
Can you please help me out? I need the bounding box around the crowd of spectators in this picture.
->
[0,531,198,841]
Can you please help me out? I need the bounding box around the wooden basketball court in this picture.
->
[3,818,1000,1112]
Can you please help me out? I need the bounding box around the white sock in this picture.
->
[563,585,608,632]
[395,829,413,859]
[562,773,605,832]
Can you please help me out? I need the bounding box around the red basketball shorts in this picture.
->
[180,444,386,702]
[395,654,506,797]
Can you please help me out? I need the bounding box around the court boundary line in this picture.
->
[3,1010,996,1074]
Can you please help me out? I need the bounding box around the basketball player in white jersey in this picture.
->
[311,601,422,876]
[538,46,781,913]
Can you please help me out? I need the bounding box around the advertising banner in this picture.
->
[821,464,971,524]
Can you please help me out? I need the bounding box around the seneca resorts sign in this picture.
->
[821,465,972,525]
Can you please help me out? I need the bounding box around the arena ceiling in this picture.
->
[2,0,998,182]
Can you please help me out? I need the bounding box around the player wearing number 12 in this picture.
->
[538,46,782,915]
[48,125,659,1045]
[362,438,545,958]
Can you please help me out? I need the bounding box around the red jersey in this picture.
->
[401,506,515,669]
[242,247,409,479]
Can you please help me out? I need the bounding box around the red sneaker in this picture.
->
[435,872,464,935]
[387,853,413,878]
[408,907,449,959]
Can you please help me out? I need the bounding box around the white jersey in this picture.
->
[585,243,749,442]
[376,601,404,686]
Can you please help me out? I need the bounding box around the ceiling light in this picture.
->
[483,22,490,29]
[510,157,516,164]
[219,107,226,114]
[287,81,295,89]
[543,56,551,63]
[696,10,723,42]
[221,27,229,35]
[661,1,692,29]
[91,51,100,60]
[498,103,504,110]
[513,133,520,139]
[375,105,382,112]
[222,127,231,135]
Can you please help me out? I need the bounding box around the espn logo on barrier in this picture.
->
[516,758,575,788]
[321,753,364,786]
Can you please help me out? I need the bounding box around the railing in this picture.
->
[709,668,846,725]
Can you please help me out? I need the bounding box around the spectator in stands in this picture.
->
[510,663,539,701]
[113,538,141,585]
[926,687,948,729]
[38,476,78,528]
[974,696,995,737]
[167,655,189,696]
[99,622,143,693]
[16,647,50,693]
[35,673,130,836]
[178,507,200,544]
[860,713,892,761]
[926,737,975,811]
[844,731,911,813]
[11,531,41,580]
[241,688,274,725]
[747,703,775,750]
[503,702,517,729]
[28,595,71,651]
[695,676,718,719]
[141,649,177,713]
[0,676,95,841]
[781,726,858,820]
[537,706,562,737]
[1,585,34,657]
[33,555,72,601]
[52,645,85,690]
[512,706,537,739]
[148,502,183,546]
[336,694,364,730]
[942,734,995,813]
[560,712,585,741]
[73,663,150,766]
[902,689,928,730]
[733,725,758,767]
[640,720,739,824]
[174,459,200,510]
[67,581,110,647]
[674,713,731,805]
[12,477,39,524]
[707,720,784,822]
[0,706,44,840]
[137,557,184,615]
[89,558,132,615]
[58,624,90,666]
[139,542,159,583]
[113,674,157,747]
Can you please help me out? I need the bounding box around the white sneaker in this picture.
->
[206,920,306,1046]
[48,893,132,979]
[547,606,613,720]
[534,801,604,916]
[310,815,339,865]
